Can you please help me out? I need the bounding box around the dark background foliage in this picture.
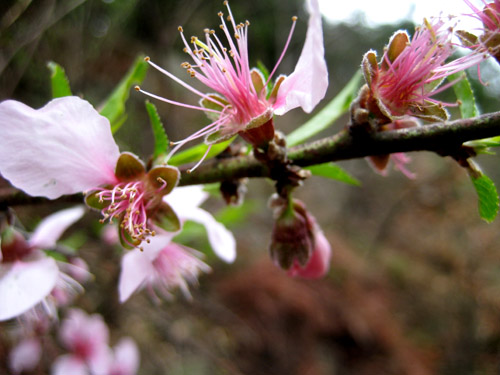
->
[1,0,500,374]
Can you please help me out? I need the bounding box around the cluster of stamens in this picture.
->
[92,181,159,247]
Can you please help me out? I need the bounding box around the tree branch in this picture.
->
[2,111,500,206]
[178,111,500,185]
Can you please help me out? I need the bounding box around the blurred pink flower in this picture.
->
[0,96,181,247]
[107,338,140,375]
[52,309,112,375]
[0,206,85,321]
[9,337,42,374]
[118,231,211,303]
[138,0,327,160]
[463,0,500,61]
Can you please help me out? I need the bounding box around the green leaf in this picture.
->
[100,55,149,134]
[305,163,360,186]
[47,61,72,98]
[470,173,499,223]
[449,72,479,119]
[215,200,258,227]
[286,71,362,147]
[145,101,169,159]
[168,137,236,166]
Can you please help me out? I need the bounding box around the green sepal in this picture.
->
[119,226,141,249]
[268,75,286,103]
[147,165,180,196]
[84,191,108,211]
[145,101,169,160]
[456,30,478,47]
[200,94,229,121]
[115,152,146,181]
[243,107,273,131]
[250,68,266,94]
[205,129,238,145]
[153,202,181,232]
[168,137,236,165]
[384,31,409,68]
[362,50,378,87]
[409,101,449,122]
[47,61,72,98]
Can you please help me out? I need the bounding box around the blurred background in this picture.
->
[1,0,500,374]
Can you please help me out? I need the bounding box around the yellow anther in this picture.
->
[220,24,224,29]
[178,26,183,32]
[218,12,223,17]
[204,28,210,33]
[292,16,298,22]
[144,56,151,61]
[223,0,228,6]
[134,85,141,91]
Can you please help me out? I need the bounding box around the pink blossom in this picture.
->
[0,206,85,321]
[137,0,327,162]
[463,0,500,61]
[363,18,487,122]
[52,309,112,375]
[107,338,140,375]
[9,337,42,374]
[287,220,331,279]
[118,232,211,303]
[0,96,181,247]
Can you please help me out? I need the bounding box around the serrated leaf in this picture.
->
[145,101,169,159]
[286,71,362,147]
[168,137,236,166]
[449,72,479,119]
[47,61,72,98]
[305,163,360,186]
[100,55,148,134]
[470,173,499,223]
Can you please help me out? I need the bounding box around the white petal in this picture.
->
[0,255,58,321]
[0,97,120,199]
[29,206,85,249]
[274,0,328,115]
[164,185,209,215]
[182,207,236,263]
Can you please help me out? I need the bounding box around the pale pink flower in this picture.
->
[118,231,211,303]
[107,338,140,375]
[52,309,112,375]
[0,206,85,321]
[9,337,42,374]
[363,18,487,122]
[138,0,327,164]
[0,96,181,247]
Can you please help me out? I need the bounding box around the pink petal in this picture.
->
[29,206,85,249]
[0,97,120,199]
[288,227,331,279]
[118,247,156,303]
[274,0,328,115]
[0,255,58,321]
[110,338,140,375]
[60,309,110,358]
[9,337,42,374]
[52,355,89,375]
[180,207,236,263]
